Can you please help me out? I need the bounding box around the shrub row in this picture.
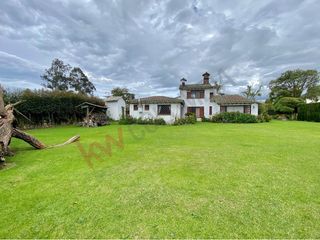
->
[173,113,197,125]
[298,103,320,122]
[4,89,104,125]
[203,112,271,123]
[119,116,166,125]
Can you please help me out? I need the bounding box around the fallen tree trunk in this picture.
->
[12,128,46,149]
[0,86,80,165]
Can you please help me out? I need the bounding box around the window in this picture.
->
[133,104,138,111]
[210,92,213,99]
[187,90,204,99]
[220,106,227,112]
[209,106,212,115]
[144,104,149,111]
[244,105,251,114]
[158,105,171,115]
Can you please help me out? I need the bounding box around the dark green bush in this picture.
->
[201,117,211,122]
[211,112,258,123]
[5,89,104,125]
[119,116,135,124]
[298,103,320,122]
[154,118,166,125]
[119,117,166,125]
[173,113,196,125]
[257,112,272,122]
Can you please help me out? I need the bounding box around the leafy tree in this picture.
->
[242,85,262,101]
[269,69,319,102]
[274,97,304,115]
[111,87,134,103]
[69,67,96,95]
[304,85,320,102]
[41,59,96,95]
[41,59,71,91]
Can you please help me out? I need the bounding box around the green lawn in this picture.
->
[1,121,319,238]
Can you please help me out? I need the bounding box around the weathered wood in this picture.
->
[0,86,5,117]
[12,128,46,149]
[0,88,80,164]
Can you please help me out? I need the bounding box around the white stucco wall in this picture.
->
[180,88,217,118]
[129,103,182,124]
[106,98,126,120]
[223,104,258,116]
[251,103,258,116]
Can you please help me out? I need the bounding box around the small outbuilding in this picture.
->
[76,102,108,127]
[105,96,126,120]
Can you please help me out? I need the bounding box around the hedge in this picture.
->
[5,89,105,125]
[119,116,166,125]
[210,112,258,123]
[298,103,320,122]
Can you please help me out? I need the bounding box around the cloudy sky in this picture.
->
[0,0,319,98]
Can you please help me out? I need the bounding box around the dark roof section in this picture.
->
[211,95,254,105]
[129,96,184,104]
[179,83,214,90]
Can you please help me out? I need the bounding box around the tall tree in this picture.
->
[274,97,304,119]
[41,59,71,91]
[111,87,134,103]
[242,85,262,101]
[304,85,320,102]
[69,67,96,95]
[269,69,319,102]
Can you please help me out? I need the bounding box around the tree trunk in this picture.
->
[0,87,6,117]
[12,129,46,149]
[0,87,80,165]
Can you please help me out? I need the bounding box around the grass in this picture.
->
[0,121,319,238]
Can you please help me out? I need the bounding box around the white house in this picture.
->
[179,72,258,118]
[105,96,126,120]
[128,72,258,123]
[129,96,183,124]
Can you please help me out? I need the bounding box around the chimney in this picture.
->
[202,72,210,84]
[180,78,187,86]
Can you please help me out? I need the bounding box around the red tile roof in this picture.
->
[129,96,183,104]
[212,95,254,105]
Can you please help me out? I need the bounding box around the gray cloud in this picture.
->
[0,0,319,99]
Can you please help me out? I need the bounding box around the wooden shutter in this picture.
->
[200,91,204,98]
[200,107,204,118]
